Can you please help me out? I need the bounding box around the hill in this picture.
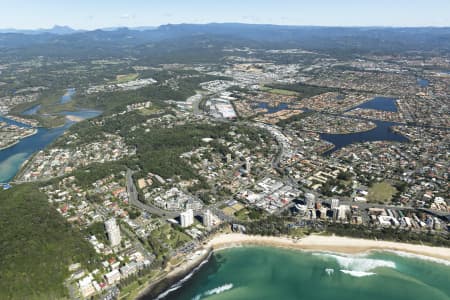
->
[0,184,98,299]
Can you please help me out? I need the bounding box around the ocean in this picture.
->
[156,246,450,300]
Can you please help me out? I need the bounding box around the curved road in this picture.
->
[126,169,179,219]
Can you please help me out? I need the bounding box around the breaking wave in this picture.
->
[340,270,376,277]
[155,251,212,300]
[192,283,234,299]
[315,253,396,277]
[385,251,450,267]
[204,283,234,296]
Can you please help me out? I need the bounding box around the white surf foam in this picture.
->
[155,251,212,300]
[340,270,376,277]
[191,283,234,299]
[325,268,334,276]
[314,253,396,276]
[204,283,234,296]
[384,251,450,267]
[331,254,395,271]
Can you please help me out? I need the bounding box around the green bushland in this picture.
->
[72,162,127,188]
[326,223,450,247]
[73,74,229,113]
[146,224,191,263]
[60,110,270,183]
[0,184,99,300]
[261,86,299,96]
[265,83,340,99]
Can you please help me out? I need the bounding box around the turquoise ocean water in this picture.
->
[155,246,450,300]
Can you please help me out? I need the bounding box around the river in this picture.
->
[0,89,100,183]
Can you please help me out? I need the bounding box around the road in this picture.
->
[126,169,179,219]
[192,93,202,115]
[125,169,239,224]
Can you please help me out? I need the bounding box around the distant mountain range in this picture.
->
[0,25,157,35]
[0,23,449,60]
[0,25,84,35]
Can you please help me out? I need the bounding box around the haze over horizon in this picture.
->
[1,0,449,30]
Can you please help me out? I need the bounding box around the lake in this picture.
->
[257,102,289,113]
[417,78,429,88]
[352,97,398,112]
[320,120,408,156]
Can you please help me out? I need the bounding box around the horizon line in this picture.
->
[1,22,450,32]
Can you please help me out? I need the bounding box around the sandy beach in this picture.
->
[65,115,84,122]
[206,233,450,261]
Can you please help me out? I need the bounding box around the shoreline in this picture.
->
[302,122,378,135]
[206,233,450,261]
[135,249,212,300]
[134,233,450,299]
[0,140,19,151]
[0,129,38,151]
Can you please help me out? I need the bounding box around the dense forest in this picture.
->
[0,184,98,299]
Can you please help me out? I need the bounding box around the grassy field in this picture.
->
[33,114,67,128]
[234,208,250,221]
[115,73,139,83]
[118,270,160,300]
[151,224,191,249]
[138,107,162,116]
[261,86,299,96]
[368,181,397,203]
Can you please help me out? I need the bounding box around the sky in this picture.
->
[0,0,449,29]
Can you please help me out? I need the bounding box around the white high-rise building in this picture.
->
[338,205,350,221]
[305,193,315,209]
[245,158,251,173]
[203,209,214,228]
[105,218,121,247]
[180,209,194,228]
[331,198,340,209]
